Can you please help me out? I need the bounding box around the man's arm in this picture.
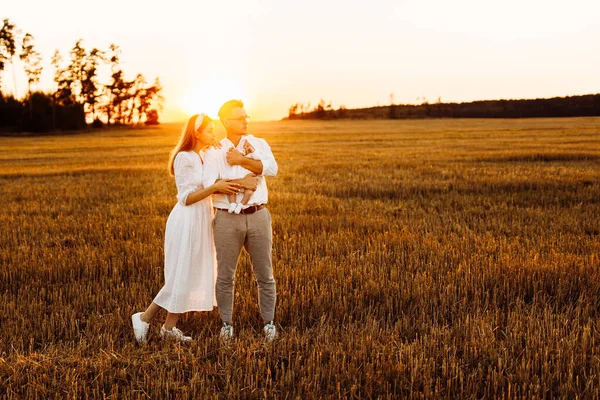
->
[239,156,264,175]
[227,148,263,175]
[254,139,277,177]
[226,139,278,177]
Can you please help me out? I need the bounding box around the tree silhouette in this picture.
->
[51,50,74,106]
[143,77,164,125]
[288,103,300,119]
[0,23,165,133]
[50,49,61,128]
[389,93,398,119]
[0,19,17,95]
[315,98,326,118]
[20,33,43,118]
[286,93,600,121]
[68,40,86,104]
[133,74,149,125]
[103,43,122,125]
[20,33,43,94]
[81,47,104,122]
[145,109,159,125]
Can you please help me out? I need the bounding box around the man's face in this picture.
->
[226,107,249,135]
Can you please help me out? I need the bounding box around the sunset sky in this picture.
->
[2,0,600,121]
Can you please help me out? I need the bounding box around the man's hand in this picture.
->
[238,174,259,190]
[226,148,245,166]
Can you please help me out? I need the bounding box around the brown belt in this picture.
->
[215,204,266,215]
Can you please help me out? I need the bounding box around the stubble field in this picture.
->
[1,118,600,399]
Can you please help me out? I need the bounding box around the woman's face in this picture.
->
[196,122,215,146]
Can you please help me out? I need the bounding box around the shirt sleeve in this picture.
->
[248,148,266,161]
[254,138,278,177]
[202,148,220,189]
[174,153,198,206]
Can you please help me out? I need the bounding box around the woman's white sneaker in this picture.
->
[160,325,192,342]
[131,312,150,343]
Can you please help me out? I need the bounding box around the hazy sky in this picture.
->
[2,0,600,121]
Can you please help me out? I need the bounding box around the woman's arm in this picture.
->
[228,174,259,191]
[185,180,240,206]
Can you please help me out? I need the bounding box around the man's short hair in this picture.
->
[218,99,244,124]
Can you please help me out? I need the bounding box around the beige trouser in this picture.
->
[213,208,276,322]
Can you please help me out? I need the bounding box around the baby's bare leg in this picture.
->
[227,193,238,213]
[240,189,255,205]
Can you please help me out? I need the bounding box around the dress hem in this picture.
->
[153,302,217,314]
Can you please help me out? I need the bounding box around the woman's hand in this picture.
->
[238,174,259,191]
[212,179,242,195]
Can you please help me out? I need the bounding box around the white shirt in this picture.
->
[203,134,278,209]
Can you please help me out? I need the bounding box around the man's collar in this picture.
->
[222,134,254,148]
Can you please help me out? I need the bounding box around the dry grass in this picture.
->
[1,117,600,399]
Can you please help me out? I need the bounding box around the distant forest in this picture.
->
[0,18,164,134]
[286,94,600,121]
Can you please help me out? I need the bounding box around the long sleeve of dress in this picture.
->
[174,152,199,206]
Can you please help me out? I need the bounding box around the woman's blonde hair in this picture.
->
[167,114,211,176]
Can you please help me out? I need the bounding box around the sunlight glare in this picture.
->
[179,77,249,120]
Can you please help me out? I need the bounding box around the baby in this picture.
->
[225,139,263,214]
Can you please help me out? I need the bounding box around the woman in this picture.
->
[131,113,241,342]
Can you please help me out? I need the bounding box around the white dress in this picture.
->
[153,151,217,313]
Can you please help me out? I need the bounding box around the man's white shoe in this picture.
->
[131,312,150,343]
[263,322,277,342]
[220,323,234,341]
[160,325,192,342]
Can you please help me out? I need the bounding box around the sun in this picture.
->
[179,77,249,120]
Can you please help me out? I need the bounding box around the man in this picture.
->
[203,99,278,341]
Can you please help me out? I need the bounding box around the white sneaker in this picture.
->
[263,322,277,342]
[131,312,150,343]
[220,323,234,341]
[234,203,244,214]
[228,203,236,213]
[160,325,192,342]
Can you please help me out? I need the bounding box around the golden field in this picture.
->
[1,118,599,399]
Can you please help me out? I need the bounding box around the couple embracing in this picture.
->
[131,99,278,343]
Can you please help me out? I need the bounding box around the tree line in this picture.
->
[0,18,164,133]
[286,94,600,120]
